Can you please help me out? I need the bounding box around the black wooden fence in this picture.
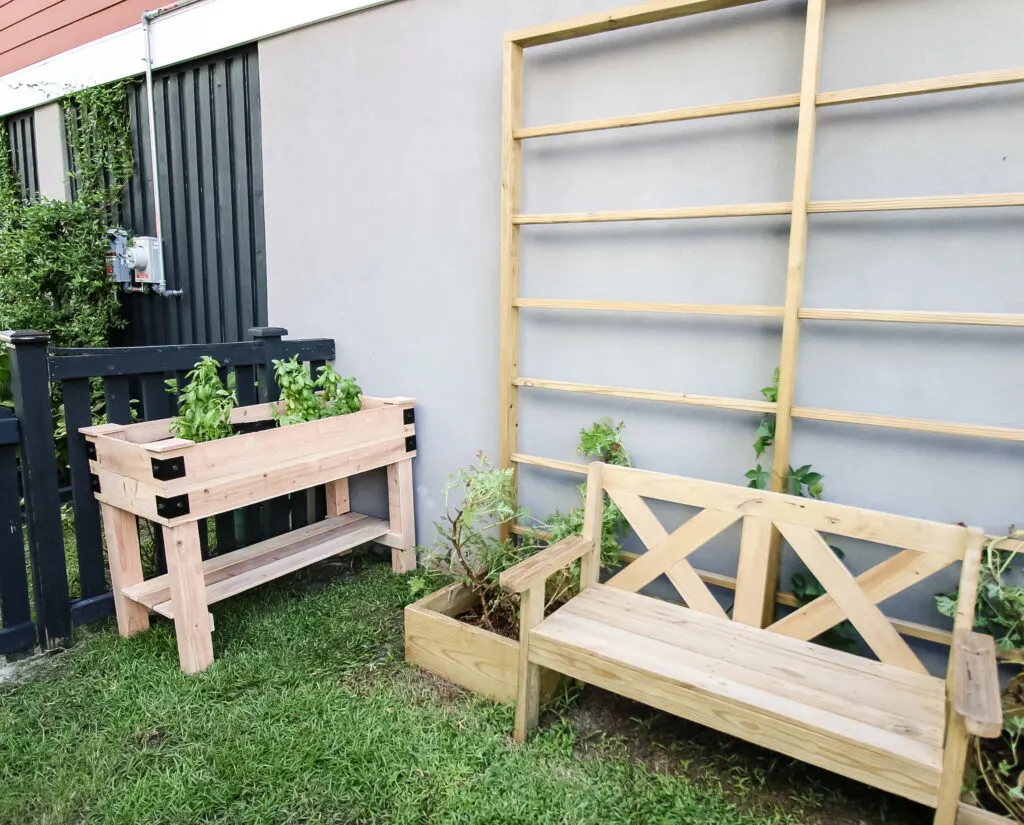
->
[0,327,335,654]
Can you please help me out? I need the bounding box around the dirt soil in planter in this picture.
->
[454,605,520,640]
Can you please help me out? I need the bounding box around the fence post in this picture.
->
[1,330,70,648]
[248,326,289,403]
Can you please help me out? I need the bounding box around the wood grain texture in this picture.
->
[776,522,927,674]
[800,308,1024,328]
[579,463,605,591]
[515,377,775,414]
[498,40,524,541]
[500,536,590,593]
[162,521,214,674]
[404,584,560,705]
[818,66,1024,107]
[514,201,792,224]
[531,588,943,806]
[604,487,736,617]
[100,503,149,637]
[951,631,1003,738]
[733,515,776,626]
[769,0,827,622]
[935,712,970,825]
[791,406,1024,443]
[769,548,956,643]
[600,464,968,557]
[515,297,785,317]
[515,93,799,139]
[809,193,1024,213]
[513,66,1024,140]
[325,478,350,517]
[506,0,762,47]
[125,514,388,618]
[956,802,1018,825]
[514,583,545,742]
[387,459,417,573]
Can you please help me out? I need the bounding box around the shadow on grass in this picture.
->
[0,553,925,825]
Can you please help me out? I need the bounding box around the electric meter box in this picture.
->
[127,236,164,286]
[105,229,133,285]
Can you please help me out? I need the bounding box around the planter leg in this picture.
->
[163,521,214,674]
[100,504,150,637]
[387,459,416,573]
[325,478,350,517]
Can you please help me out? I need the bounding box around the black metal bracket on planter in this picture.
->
[156,494,191,519]
[85,441,97,461]
[405,435,417,452]
[151,456,187,481]
[403,408,415,426]
[90,473,101,494]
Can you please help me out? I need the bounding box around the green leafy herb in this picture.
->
[167,357,237,443]
[272,356,361,426]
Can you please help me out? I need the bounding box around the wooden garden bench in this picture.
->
[500,463,1002,825]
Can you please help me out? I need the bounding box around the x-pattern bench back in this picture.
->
[593,464,979,675]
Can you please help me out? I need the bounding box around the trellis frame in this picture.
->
[498,0,1024,626]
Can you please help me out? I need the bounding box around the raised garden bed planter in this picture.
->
[405,583,559,705]
[83,395,417,674]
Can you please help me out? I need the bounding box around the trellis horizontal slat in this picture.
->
[513,66,1024,141]
[515,377,775,414]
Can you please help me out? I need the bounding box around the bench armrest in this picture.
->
[952,630,1003,738]
[500,536,591,594]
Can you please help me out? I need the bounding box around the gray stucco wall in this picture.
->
[258,0,1024,672]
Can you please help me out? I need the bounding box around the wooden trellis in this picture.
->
[498,0,1024,628]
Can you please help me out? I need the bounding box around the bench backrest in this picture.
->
[581,462,985,676]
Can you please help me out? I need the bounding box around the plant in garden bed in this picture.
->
[542,418,632,602]
[414,453,536,636]
[167,356,238,443]
[272,356,361,426]
[412,420,634,637]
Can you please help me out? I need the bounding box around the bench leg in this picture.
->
[934,713,969,825]
[163,522,214,674]
[101,503,150,637]
[514,582,545,743]
[387,459,416,573]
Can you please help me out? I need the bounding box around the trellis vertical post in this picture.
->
[498,40,524,541]
[762,0,828,625]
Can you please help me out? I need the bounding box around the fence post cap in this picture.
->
[0,330,51,345]
[248,326,288,339]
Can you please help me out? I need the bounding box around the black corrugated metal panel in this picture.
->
[119,45,268,346]
[5,110,38,202]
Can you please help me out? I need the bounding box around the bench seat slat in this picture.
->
[531,585,944,806]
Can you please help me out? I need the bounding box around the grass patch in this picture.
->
[1,556,914,825]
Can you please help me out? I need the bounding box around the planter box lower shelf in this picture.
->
[122,513,388,619]
[405,583,560,705]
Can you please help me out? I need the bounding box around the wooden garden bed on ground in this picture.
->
[405,583,559,705]
[83,395,417,673]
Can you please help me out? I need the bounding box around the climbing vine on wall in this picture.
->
[0,82,133,351]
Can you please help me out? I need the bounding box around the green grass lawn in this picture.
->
[0,555,920,825]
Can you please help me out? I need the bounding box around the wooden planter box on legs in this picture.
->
[83,396,417,674]
[405,583,559,704]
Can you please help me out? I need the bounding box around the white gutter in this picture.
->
[0,0,402,117]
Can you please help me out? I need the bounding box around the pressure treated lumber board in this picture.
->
[123,513,388,618]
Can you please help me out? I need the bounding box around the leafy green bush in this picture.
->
[936,529,1024,651]
[415,453,537,634]
[544,418,632,574]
